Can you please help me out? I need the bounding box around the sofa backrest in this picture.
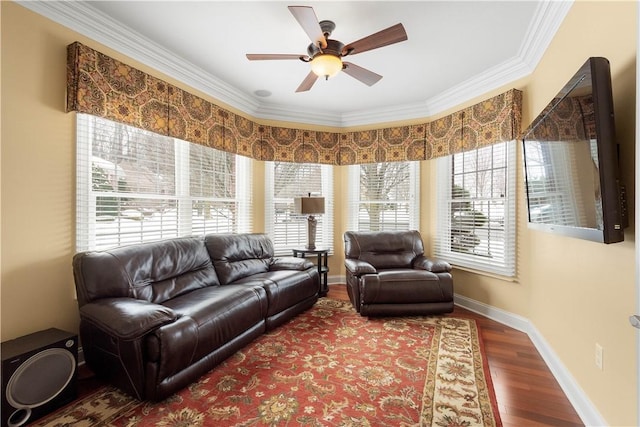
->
[204,233,273,285]
[73,236,220,306]
[344,230,425,269]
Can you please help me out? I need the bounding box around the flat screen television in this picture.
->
[522,57,627,243]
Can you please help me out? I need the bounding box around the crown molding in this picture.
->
[518,0,574,70]
[18,0,572,128]
[341,101,432,128]
[17,0,261,114]
[424,56,530,116]
[252,103,344,128]
[421,0,573,118]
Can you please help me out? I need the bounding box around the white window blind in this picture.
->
[434,140,516,277]
[265,162,333,255]
[347,161,420,232]
[76,114,252,251]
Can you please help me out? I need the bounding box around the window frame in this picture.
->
[434,140,517,277]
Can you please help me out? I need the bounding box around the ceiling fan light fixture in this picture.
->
[246,6,408,92]
[310,54,343,79]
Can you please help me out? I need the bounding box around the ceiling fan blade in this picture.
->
[288,6,327,48]
[246,54,306,61]
[296,71,319,92]
[342,23,408,56]
[342,62,383,86]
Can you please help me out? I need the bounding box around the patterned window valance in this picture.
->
[67,41,522,164]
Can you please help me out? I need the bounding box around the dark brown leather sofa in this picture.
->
[72,233,319,401]
[344,230,454,316]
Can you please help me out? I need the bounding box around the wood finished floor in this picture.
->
[328,284,584,427]
[77,284,584,426]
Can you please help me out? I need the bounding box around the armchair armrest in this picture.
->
[79,298,178,340]
[413,255,452,273]
[270,256,314,271]
[344,259,377,276]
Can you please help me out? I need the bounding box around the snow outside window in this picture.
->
[76,114,252,251]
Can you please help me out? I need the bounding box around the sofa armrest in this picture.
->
[270,256,314,271]
[344,259,377,276]
[413,255,452,273]
[79,298,178,340]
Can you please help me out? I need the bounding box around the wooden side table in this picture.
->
[292,248,329,297]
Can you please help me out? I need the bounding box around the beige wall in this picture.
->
[1,1,636,424]
[523,3,636,424]
[424,2,637,425]
[2,2,78,338]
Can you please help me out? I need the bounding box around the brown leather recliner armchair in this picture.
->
[344,230,454,316]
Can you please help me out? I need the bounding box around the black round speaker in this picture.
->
[1,329,78,427]
[6,348,76,426]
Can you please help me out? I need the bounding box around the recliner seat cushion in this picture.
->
[360,269,452,305]
[234,270,318,316]
[148,285,268,379]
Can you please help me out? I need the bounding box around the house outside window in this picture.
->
[76,114,251,251]
[265,162,334,255]
[434,140,516,277]
[347,162,420,232]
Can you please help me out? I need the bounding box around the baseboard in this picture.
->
[454,293,607,427]
[453,293,530,332]
[327,275,343,286]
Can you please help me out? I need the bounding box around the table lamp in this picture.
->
[293,194,325,249]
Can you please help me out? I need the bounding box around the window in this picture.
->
[434,141,516,277]
[76,114,252,251]
[347,162,420,231]
[265,162,333,255]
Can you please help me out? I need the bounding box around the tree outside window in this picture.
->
[349,161,418,232]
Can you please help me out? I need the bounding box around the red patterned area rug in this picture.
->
[34,298,501,426]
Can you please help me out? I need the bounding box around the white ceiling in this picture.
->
[22,1,573,127]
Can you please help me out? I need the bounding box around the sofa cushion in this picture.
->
[73,236,220,305]
[204,233,273,285]
[148,285,268,379]
[233,269,318,316]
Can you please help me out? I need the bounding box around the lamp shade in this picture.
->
[294,196,325,215]
[310,54,342,79]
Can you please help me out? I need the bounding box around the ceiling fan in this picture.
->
[246,6,408,92]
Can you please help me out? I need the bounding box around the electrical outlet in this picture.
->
[595,343,603,370]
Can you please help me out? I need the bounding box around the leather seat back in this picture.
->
[205,233,273,285]
[344,230,425,269]
[73,236,219,305]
